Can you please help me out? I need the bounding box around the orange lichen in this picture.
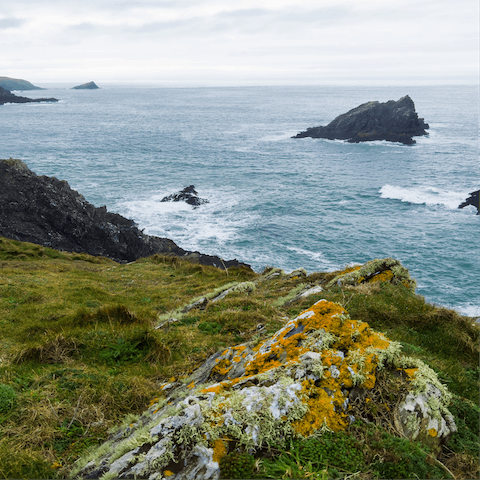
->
[164,470,174,477]
[212,358,232,376]
[428,428,438,437]
[212,438,228,463]
[292,380,349,435]
[368,270,394,283]
[404,368,418,379]
[187,381,195,389]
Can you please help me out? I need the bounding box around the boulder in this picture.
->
[293,96,429,145]
[0,86,58,105]
[458,190,479,214]
[0,159,249,270]
[73,295,455,479]
[161,185,209,208]
[72,81,100,90]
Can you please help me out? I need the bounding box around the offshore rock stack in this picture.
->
[294,95,429,145]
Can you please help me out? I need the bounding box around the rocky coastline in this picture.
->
[0,159,248,269]
[0,86,58,105]
[294,95,429,145]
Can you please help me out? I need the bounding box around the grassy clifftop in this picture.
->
[0,236,478,479]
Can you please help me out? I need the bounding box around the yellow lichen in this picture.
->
[164,470,174,477]
[428,428,437,437]
[212,438,228,463]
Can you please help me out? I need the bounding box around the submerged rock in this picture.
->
[293,95,429,145]
[73,266,455,479]
[0,86,57,105]
[458,190,479,214]
[72,81,100,90]
[0,159,248,269]
[161,185,209,208]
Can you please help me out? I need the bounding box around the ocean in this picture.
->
[1,84,478,316]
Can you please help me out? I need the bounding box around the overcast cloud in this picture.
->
[0,0,478,85]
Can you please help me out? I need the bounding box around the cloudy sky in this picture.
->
[1,0,478,86]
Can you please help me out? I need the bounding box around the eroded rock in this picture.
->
[294,95,429,145]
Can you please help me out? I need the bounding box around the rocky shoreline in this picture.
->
[0,86,58,105]
[0,159,248,269]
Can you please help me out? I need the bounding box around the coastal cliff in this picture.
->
[0,159,247,269]
[0,243,477,479]
[294,96,429,145]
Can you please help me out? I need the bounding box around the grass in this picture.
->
[0,236,478,479]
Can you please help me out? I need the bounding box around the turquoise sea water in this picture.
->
[1,84,478,316]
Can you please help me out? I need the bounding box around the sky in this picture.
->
[0,0,478,86]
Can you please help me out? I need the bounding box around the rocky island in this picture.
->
[0,159,246,269]
[0,86,58,105]
[0,75,44,91]
[72,81,100,90]
[458,190,479,214]
[294,95,429,145]
[161,185,209,208]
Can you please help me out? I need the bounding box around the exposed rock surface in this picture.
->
[0,86,58,105]
[458,190,479,214]
[161,185,209,208]
[293,95,429,145]
[0,159,248,269]
[0,76,44,91]
[72,81,100,90]
[73,260,455,480]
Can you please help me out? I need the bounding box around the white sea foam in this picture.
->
[379,185,472,210]
[285,246,336,270]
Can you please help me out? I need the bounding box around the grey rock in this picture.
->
[294,95,429,145]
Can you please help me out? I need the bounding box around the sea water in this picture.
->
[1,84,478,316]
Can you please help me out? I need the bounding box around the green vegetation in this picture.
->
[0,236,478,479]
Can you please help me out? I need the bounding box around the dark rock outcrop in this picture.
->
[161,185,209,208]
[458,190,479,214]
[72,81,99,90]
[0,159,249,269]
[293,95,429,145]
[0,86,58,105]
[0,76,44,91]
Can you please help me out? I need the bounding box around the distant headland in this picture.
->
[0,76,44,91]
[72,81,100,90]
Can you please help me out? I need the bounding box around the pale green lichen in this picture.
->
[326,258,416,292]
[273,283,307,306]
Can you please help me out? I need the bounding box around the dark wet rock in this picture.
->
[0,86,58,105]
[0,76,44,91]
[0,159,250,270]
[72,81,100,90]
[161,185,209,208]
[293,95,429,145]
[458,190,479,214]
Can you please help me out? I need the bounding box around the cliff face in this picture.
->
[294,95,429,145]
[0,86,58,105]
[0,159,248,269]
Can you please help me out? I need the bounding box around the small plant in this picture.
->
[0,384,16,414]
[198,321,223,334]
[219,451,256,479]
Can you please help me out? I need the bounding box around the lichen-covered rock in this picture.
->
[326,257,417,291]
[73,299,455,480]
